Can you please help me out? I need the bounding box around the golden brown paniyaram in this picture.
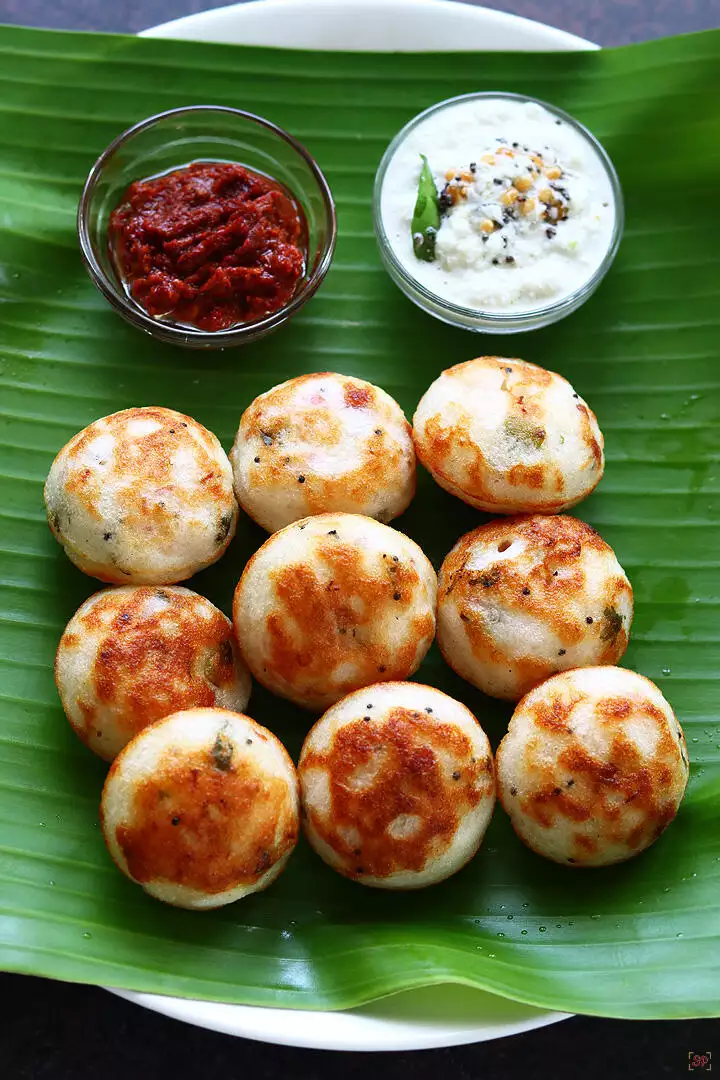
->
[437,514,633,701]
[496,667,689,866]
[298,681,496,888]
[233,513,437,711]
[413,356,604,514]
[55,586,251,761]
[230,372,416,532]
[44,406,237,584]
[101,707,299,909]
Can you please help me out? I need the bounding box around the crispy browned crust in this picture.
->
[102,711,298,895]
[413,357,603,512]
[300,702,494,880]
[64,407,229,521]
[48,407,236,582]
[438,515,632,695]
[56,588,238,748]
[239,374,414,518]
[234,527,435,706]
[497,671,688,866]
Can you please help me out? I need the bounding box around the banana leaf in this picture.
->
[0,24,719,1020]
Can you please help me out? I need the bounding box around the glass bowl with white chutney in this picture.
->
[373,92,623,333]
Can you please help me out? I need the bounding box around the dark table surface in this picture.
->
[1,1,719,1076]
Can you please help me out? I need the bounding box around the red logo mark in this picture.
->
[689,1052,712,1072]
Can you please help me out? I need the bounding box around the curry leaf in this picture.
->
[211,731,234,771]
[411,154,440,261]
[600,606,623,643]
[503,416,547,449]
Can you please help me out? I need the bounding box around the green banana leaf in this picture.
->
[1,23,719,1021]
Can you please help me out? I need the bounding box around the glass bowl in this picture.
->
[78,106,336,349]
[373,92,624,334]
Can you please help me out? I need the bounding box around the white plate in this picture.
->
[116,0,594,1051]
[145,0,594,51]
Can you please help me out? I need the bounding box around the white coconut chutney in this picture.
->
[379,95,619,313]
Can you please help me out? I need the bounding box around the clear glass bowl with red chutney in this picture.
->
[77,106,336,348]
